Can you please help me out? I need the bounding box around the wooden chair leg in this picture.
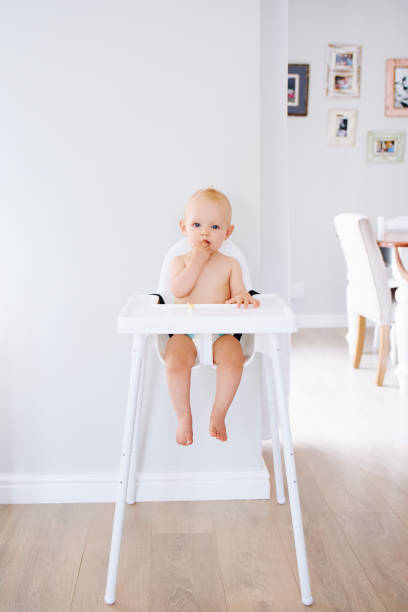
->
[353,315,366,369]
[376,325,390,386]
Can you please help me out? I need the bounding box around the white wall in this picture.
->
[0,0,261,487]
[261,0,289,301]
[289,0,408,322]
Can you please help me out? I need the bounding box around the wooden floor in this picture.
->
[1,329,408,611]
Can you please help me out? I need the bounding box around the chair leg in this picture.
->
[267,335,313,606]
[105,334,147,606]
[376,325,390,386]
[127,359,146,504]
[353,315,366,369]
[261,355,285,504]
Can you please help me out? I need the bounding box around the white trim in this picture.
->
[296,314,347,328]
[297,314,376,328]
[0,468,270,504]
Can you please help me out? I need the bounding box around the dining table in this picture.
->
[377,230,408,394]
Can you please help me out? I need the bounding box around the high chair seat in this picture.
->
[104,239,313,607]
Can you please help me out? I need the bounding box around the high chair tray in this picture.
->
[118,293,297,335]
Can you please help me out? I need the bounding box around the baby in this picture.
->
[164,187,260,446]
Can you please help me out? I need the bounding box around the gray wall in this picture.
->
[289,0,408,324]
[0,0,262,478]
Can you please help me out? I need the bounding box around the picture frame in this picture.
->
[367,131,405,163]
[326,44,361,97]
[385,58,408,116]
[327,44,361,71]
[326,70,360,97]
[288,64,309,116]
[328,109,357,145]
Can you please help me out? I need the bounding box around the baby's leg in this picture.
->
[210,335,244,441]
[164,335,197,445]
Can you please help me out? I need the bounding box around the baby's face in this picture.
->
[180,196,233,252]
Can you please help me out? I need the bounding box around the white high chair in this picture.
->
[105,238,313,606]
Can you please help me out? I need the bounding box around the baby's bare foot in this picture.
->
[209,411,227,442]
[176,414,193,445]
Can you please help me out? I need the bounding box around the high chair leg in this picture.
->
[267,335,313,606]
[105,334,147,606]
[127,359,146,504]
[262,355,285,504]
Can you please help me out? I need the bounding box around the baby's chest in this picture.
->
[196,260,231,290]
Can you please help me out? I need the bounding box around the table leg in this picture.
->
[267,335,313,606]
[394,280,408,394]
[105,334,147,605]
[262,354,285,504]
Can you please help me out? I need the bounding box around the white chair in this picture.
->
[104,238,313,606]
[334,214,393,385]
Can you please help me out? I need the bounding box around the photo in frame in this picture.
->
[327,44,361,71]
[288,64,309,115]
[326,44,361,97]
[385,59,408,116]
[328,109,357,145]
[367,131,405,163]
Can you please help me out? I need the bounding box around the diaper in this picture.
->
[189,334,231,364]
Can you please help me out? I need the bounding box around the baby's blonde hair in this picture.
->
[188,187,232,223]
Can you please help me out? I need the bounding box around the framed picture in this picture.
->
[367,131,405,163]
[385,58,408,116]
[328,109,357,145]
[288,64,309,116]
[326,44,361,97]
[327,44,361,70]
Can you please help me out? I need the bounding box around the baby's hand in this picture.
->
[191,241,212,266]
[225,293,260,309]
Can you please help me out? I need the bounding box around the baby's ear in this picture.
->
[225,224,235,239]
[179,219,186,234]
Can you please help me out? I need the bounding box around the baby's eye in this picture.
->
[192,223,201,228]
[211,225,220,230]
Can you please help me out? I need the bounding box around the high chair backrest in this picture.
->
[157,238,253,303]
[334,213,392,325]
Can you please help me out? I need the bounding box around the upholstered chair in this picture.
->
[335,214,393,386]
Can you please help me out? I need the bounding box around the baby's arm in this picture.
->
[225,258,260,308]
[170,242,211,298]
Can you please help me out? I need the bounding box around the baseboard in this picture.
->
[296,314,376,329]
[0,466,270,504]
[297,314,348,328]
